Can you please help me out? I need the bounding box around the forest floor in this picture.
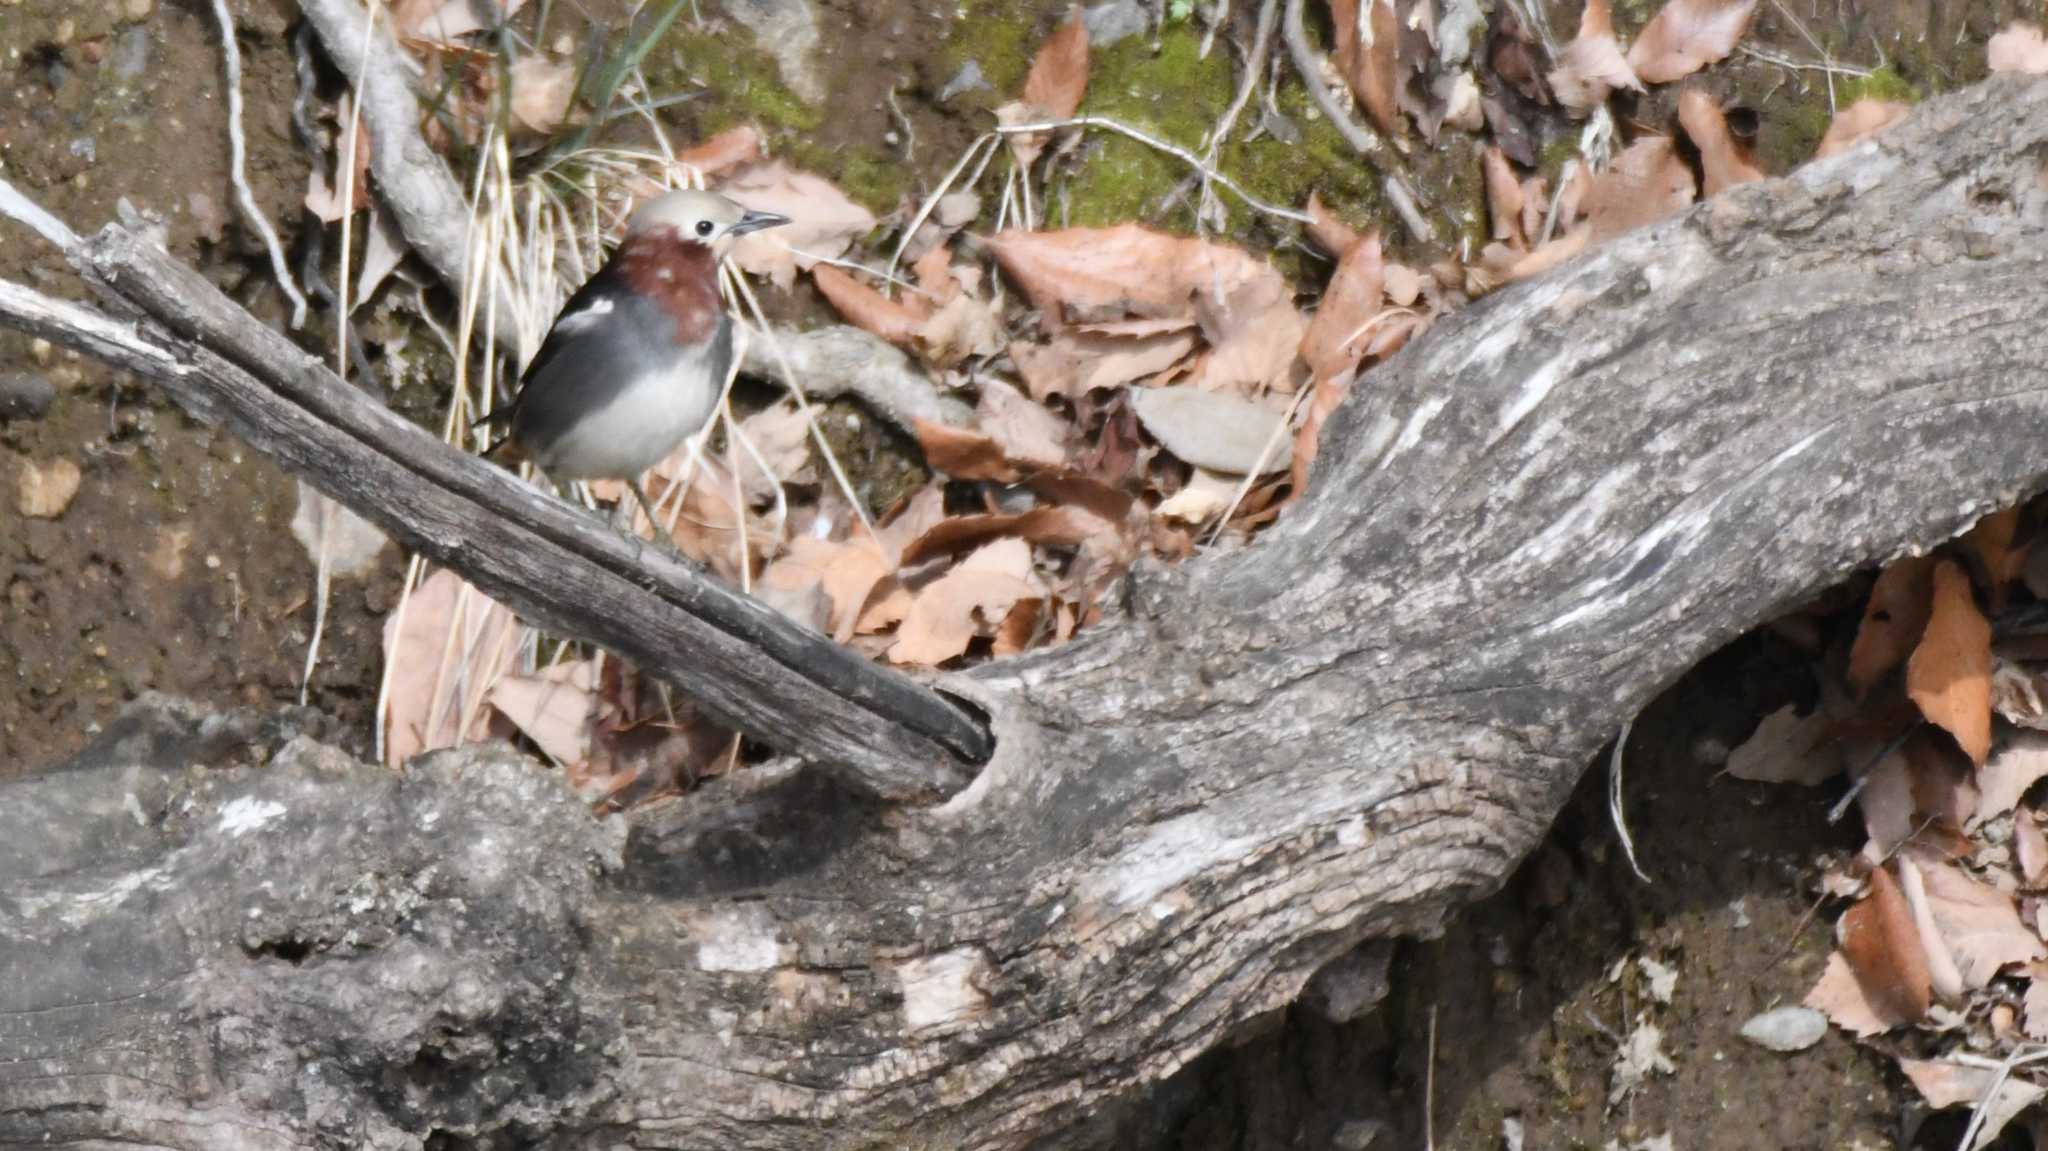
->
[0,0,2031,1146]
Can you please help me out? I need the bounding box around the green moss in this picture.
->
[939,0,1044,113]
[1836,64,1919,105]
[658,26,822,136]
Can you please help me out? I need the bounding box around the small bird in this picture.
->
[488,189,789,526]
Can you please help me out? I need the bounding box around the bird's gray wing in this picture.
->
[508,264,676,461]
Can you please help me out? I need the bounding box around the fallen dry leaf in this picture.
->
[915,292,1007,367]
[403,0,530,40]
[1306,191,1364,257]
[1849,554,1936,695]
[1725,704,1840,786]
[721,163,879,290]
[1805,950,1896,1037]
[1990,23,2048,74]
[2019,813,2048,888]
[1301,232,1386,383]
[1907,560,1993,765]
[1856,738,1916,857]
[290,481,389,580]
[1915,856,2046,990]
[1677,89,1765,195]
[1899,1057,2046,1150]
[1837,864,1933,1029]
[1966,507,2028,608]
[1156,468,1240,524]
[674,126,764,179]
[993,597,1049,656]
[1001,7,1089,166]
[977,378,1071,470]
[507,56,576,135]
[1977,731,2048,827]
[1129,385,1293,476]
[1815,99,1910,159]
[304,96,373,223]
[17,457,80,519]
[1483,148,1525,245]
[812,264,929,346]
[759,536,894,641]
[1547,0,1643,114]
[1012,331,1201,402]
[1583,137,1697,242]
[1331,0,1404,137]
[382,568,524,767]
[887,539,1042,666]
[489,659,602,768]
[915,421,1028,482]
[1626,0,1759,85]
[900,505,1120,566]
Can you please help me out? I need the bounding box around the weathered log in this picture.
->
[7,73,2048,1150]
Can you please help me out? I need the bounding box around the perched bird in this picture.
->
[488,189,788,525]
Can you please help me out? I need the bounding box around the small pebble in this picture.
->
[28,338,53,366]
[54,17,75,44]
[1738,1005,1827,1053]
[0,372,54,420]
[17,457,82,519]
[125,0,153,18]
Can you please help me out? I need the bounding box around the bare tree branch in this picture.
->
[6,71,2048,1151]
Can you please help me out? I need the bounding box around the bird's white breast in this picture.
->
[534,341,722,481]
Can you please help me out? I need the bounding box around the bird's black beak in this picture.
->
[729,209,790,236]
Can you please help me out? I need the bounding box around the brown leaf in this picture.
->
[674,126,765,179]
[900,505,1120,567]
[1022,7,1090,120]
[1805,950,1896,1038]
[915,292,1007,367]
[1676,89,1765,195]
[1837,864,1932,1029]
[1849,554,1936,695]
[1301,232,1386,383]
[507,56,576,135]
[1331,0,1403,138]
[1908,560,1994,765]
[915,421,1025,482]
[1815,99,1910,159]
[1916,857,2046,989]
[1977,731,2048,827]
[977,378,1070,470]
[1966,507,2028,607]
[1901,1057,2048,1150]
[1583,137,1697,242]
[1725,704,1841,786]
[887,540,1041,666]
[381,569,523,767]
[2019,813,2048,888]
[812,264,929,346]
[759,536,894,641]
[1547,0,1643,114]
[987,224,1201,328]
[1306,191,1364,257]
[1990,23,2048,74]
[489,659,603,768]
[993,597,1049,656]
[1483,148,1525,245]
[721,163,878,290]
[1625,0,1759,85]
[1012,331,1201,402]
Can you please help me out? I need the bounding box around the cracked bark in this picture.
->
[7,75,2048,1150]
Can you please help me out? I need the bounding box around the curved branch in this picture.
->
[6,72,2048,1151]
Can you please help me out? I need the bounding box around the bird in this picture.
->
[487,188,789,529]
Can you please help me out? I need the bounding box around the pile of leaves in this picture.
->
[334,0,2048,830]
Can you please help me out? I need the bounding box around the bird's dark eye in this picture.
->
[695,220,714,237]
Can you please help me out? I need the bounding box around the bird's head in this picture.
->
[626,189,788,254]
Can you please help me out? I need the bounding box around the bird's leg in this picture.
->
[630,477,684,555]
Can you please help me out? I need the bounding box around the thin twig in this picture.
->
[1277,0,1435,243]
[1424,1002,1439,1151]
[1609,718,1652,884]
[210,0,310,329]
[994,117,1315,225]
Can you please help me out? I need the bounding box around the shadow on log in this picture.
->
[7,73,2048,1149]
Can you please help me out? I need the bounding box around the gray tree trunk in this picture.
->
[8,74,2048,1151]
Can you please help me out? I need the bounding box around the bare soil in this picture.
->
[0,0,2026,1146]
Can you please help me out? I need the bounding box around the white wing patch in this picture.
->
[552,296,616,334]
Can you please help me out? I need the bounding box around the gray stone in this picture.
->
[1738,1006,1827,1052]
[0,373,54,421]
[938,60,989,104]
[112,23,151,81]
[1084,0,1149,48]
[719,0,822,103]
